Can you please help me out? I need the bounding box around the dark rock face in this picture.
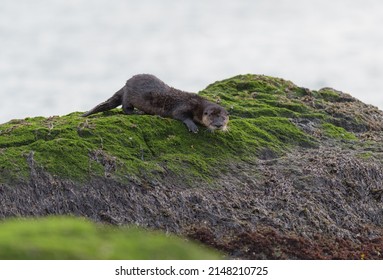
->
[1,143,383,259]
[1,74,383,259]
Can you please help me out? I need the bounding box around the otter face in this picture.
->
[202,106,229,131]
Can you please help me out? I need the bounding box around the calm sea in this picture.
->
[0,0,382,123]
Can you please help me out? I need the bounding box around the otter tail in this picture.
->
[82,87,124,117]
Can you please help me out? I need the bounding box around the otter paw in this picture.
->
[187,123,199,133]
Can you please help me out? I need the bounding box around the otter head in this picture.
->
[202,105,229,132]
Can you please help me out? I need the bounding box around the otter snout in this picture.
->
[207,116,229,131]
[215,123,229,131]
[201,105,229,132]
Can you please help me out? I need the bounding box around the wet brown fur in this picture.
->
[82,74,229,133]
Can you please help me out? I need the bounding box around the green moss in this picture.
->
[204,74,297,96]
[0,216,220,260]
[356,152,374,160]
[313,88,341,102]
[200,74,317,120]
[322,123,357,140]
[0,74,363,184]
[252,117,314,147]
[0,147,30,183]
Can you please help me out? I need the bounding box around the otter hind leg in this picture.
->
[122,104,134,114]
[121,87,135,114]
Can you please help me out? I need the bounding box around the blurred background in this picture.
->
[0,0,382,124]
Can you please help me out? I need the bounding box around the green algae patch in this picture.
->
[1,74,367,184]
[322,123,357,140]
[0,216,220,260]
[199,74,317,120]
[313,88,342,102]
[356,151,374,160]
[0,147,30,183]
[0,112,312,183]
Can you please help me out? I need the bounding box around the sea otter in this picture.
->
[82,74,229,133]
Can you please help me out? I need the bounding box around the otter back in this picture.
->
[82,74,229,133]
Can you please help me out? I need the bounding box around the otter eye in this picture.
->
[204,112,208,115]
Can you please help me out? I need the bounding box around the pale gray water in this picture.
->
[1,0,382,124]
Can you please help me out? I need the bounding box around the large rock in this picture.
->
[1,74,382,259]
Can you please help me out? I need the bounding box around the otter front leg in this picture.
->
[182,118,199,133]
[173,112,199,133]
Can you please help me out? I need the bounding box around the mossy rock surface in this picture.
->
[1,74,375,184]
[0,216,220,260]
[1,74,383,260]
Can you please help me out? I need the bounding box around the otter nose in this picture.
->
[215,124,223,129]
